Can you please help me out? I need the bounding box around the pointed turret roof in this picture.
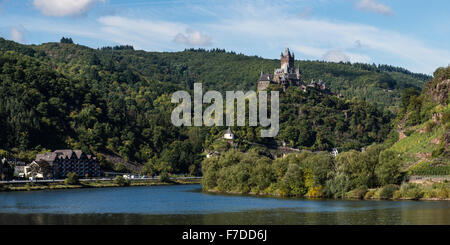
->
[283,47,290,56]
[225,127,233,135]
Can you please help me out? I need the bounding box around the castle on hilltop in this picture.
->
[257,48,302,91]
[257,48,329,92]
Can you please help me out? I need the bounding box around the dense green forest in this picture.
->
[203,84,392,154]
[202,67,450,199]
[0,38,429,109]
[0,37,433,177]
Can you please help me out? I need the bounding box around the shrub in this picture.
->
[397,183,424,200]
[404,129,415,137]
[423,188,438,199]
[393,190,402,199]
[424,121,437,133]
[379,184,398,199]
[0,183,8,191]
[306,185,324,198]
[159,171,171,183]
[432,146,444,158]
[433,183,450,199]
[64,172,79,185]
[346,186,368,199]
[364,189,376,199]
[442,110,450,124]
[114,176,131,187]
[372,188,383,199]
[436,188,450,199]
[406,188,424,200]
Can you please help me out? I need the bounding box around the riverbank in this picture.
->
[0,178,201,192]
[205,181,450,201]
[206,189,450,201]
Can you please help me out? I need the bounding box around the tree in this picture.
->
[280,164,307,196]
[324,174,352,198]
[401,88,420,109]
[114,163,127,173]
[159,171,171,183]
[60,37,73,44]
[28,163,42,179]
[376,150,401,185]
[250,157,275,192]
[36,160,53,179]
[64,172,79,185]
[142,159,156,177]
[114,175,131,186]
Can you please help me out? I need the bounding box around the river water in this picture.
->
[0,184,449,225]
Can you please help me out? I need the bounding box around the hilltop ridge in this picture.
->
[0,38,430,111]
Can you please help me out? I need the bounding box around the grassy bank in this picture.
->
[0,178,201,192]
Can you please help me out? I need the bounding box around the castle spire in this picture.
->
[283,47,290,57]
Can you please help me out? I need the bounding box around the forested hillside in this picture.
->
[202,67,449,199]
[1,38,429,110]
[0,37,431,175]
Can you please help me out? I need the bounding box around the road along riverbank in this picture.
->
[0,177,201,192]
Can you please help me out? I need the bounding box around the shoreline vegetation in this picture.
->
[0,178,201,192]
[201,148,450,202]
[206,180,450,201]
[2,176,448,201]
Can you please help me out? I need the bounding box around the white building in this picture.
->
[223,127,235,140]
[331,148,339,157]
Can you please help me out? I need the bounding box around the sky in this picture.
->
[0,0,449,74]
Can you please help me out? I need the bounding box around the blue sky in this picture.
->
[1,0,449,74]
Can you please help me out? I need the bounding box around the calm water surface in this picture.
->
[0,184,449,225]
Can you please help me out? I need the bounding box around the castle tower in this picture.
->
[258,47,303,91]
[280,48,294,74]
[296,64,302,80]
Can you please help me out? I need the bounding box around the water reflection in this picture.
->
[0,185,449,225]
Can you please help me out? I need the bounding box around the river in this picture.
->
[0,184,449,225]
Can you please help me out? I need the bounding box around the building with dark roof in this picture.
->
[34,149,100,178]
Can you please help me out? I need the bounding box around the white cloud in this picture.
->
[90,2,450,73]
[97,16,191,50]
[174,29,212,46]
[355,0,394,16]
[33,0,105,17]
[10,27,24,43]
[206,7,448,74]
[345,52,371,64]
[15,0,448,74]
[292,45,327,57]
[293,45,371,63]
[323,50,350,62]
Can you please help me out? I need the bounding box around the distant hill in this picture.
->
[0,37,432,174]
[0,38,429,112]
